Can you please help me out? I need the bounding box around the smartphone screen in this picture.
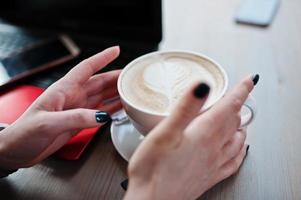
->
[0,35,79,87]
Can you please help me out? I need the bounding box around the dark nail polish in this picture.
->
[194,83,210,98]
[252,74,259,86]
[95,111,111,123]
[121,179,128,190]
[246,145,250,154]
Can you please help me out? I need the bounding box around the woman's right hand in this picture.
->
[125,75,258,200]
[0,47,121,171]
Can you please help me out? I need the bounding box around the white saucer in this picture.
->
[110,110,144,162]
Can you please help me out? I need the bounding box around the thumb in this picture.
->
[161,82,210,135]
[50,109,111,132]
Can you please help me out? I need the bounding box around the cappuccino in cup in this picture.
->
[120,52,227,115]
[118,51,255,135]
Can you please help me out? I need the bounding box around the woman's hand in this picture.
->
[0,46,121,170]
[125,75,258,200]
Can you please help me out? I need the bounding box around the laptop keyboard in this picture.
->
[26,44,156,88]
[0,31,42,58]
[0,28,158,89]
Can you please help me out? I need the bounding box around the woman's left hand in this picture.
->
[125,76,255,200]
[0,46,121,170]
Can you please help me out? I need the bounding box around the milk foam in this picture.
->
[120,53,225,115]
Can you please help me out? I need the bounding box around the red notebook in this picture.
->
[0,85,100,160]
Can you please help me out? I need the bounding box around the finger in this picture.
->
[209,75,257,122]
[218,113,241,145]
[64,46,120,84]
[157,82,210,138]
[219,144,248,180]
[86,88,119,108]
[84,70,121,96]
[50,109,111,132]
[31,132,75,165]
[221,128,247,163]
[96,99,122,115]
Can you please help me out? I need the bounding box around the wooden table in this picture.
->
[1,0,301,199]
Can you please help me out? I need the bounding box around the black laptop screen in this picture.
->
[0,0,162,43]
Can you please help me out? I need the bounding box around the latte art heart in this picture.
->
[143,59,191,108]
[120,53,225,115]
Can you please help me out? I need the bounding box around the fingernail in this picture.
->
[95,111,111,123]
[121,179,128,190]
[194,83,210,98]
[246,145,250,154]
[252,74,259,86]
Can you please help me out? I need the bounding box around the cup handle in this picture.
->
[240,95,257,128]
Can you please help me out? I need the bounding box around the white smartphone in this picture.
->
[235,0,280,27]
[0,34,80,89]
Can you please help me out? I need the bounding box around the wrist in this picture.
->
[0,123,8,159]
[0,124,18,177]
[124,177,183,200]
[124,176,196,200]
[124,179,155,200]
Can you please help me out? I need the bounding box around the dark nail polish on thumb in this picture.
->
[95,111,111,123]
[194,83,210,99]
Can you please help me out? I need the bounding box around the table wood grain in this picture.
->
[1,0,301,199]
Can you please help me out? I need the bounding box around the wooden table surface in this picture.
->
[1,0,301,199]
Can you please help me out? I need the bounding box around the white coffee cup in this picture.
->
[117,50,256,136]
